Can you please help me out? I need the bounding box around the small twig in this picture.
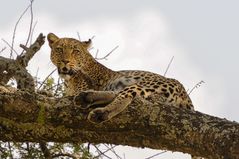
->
[7,142,13,159]
[104,144,122,159]
[87,143,91,152]
[30,21,38,45]
[93,145,113,159]
[144,151,167,159]
[37,69,57,90]
[21,0,34,55]
[10,3,31,58]
[77,32,81,40]
[0,47,6,54]
[19,44,28,51]
[95,45,119,60]
[2,39,18,56]
[53,77,63,97]
[91,35,95,40]
[164,56,174,76]
[46,82,64,91]
[188,80,205,95]
[94,49,99,58]
[39,142,52,159]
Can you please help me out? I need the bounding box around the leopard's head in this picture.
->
[47,33,92,80]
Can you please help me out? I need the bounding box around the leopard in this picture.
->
[48,33,204,159]
[47,32,194,123]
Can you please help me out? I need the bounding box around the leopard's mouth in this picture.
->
[58,67,75,79]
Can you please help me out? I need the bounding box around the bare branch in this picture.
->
[93,145,112,159]
[39,142,52,159]
[2,39,18,56]
[18,33,45,67]
[94,49,99,59]
[164,56,174,76]
[53,77,63,97]
[145,151,167,159]
[103,144,122,159]
[0,47,6,54]
[77,32,81,41]
[30,21,38,45]
[91,35,95,40]
[188,80,205,95]
[37,69,57,90]
[10,3,31,58]
[21,0,34,55]
[95,45,119,60]
[7,142,13,159]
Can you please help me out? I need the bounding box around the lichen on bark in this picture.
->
[0,90,239,159]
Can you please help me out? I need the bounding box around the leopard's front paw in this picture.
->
[73,91,94,109]
[88,108,110,124]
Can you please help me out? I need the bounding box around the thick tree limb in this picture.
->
[0,91,238,159]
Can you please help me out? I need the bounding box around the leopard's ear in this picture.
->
[82,39,92,49]
[47,33,59,48]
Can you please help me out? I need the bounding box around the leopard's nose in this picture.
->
[62,67,68,72]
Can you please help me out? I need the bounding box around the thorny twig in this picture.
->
[188,80,205,95]
[164,56,174,76]
[95,45,119,60]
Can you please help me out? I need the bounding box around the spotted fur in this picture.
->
[47,33,194,124]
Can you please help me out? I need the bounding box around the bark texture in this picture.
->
[0,91,239,159]
[0,33,45,91]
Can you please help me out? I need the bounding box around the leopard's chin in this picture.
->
[59,74,72,80]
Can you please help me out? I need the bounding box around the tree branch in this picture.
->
[0,91,238,159]
[0,33,45,91]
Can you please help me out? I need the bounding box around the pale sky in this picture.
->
[1,0,239,158]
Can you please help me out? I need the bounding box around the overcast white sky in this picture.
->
[1,0,239,158]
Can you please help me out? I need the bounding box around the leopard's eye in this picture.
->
[55,47,63,53]
[73,49,80,54]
